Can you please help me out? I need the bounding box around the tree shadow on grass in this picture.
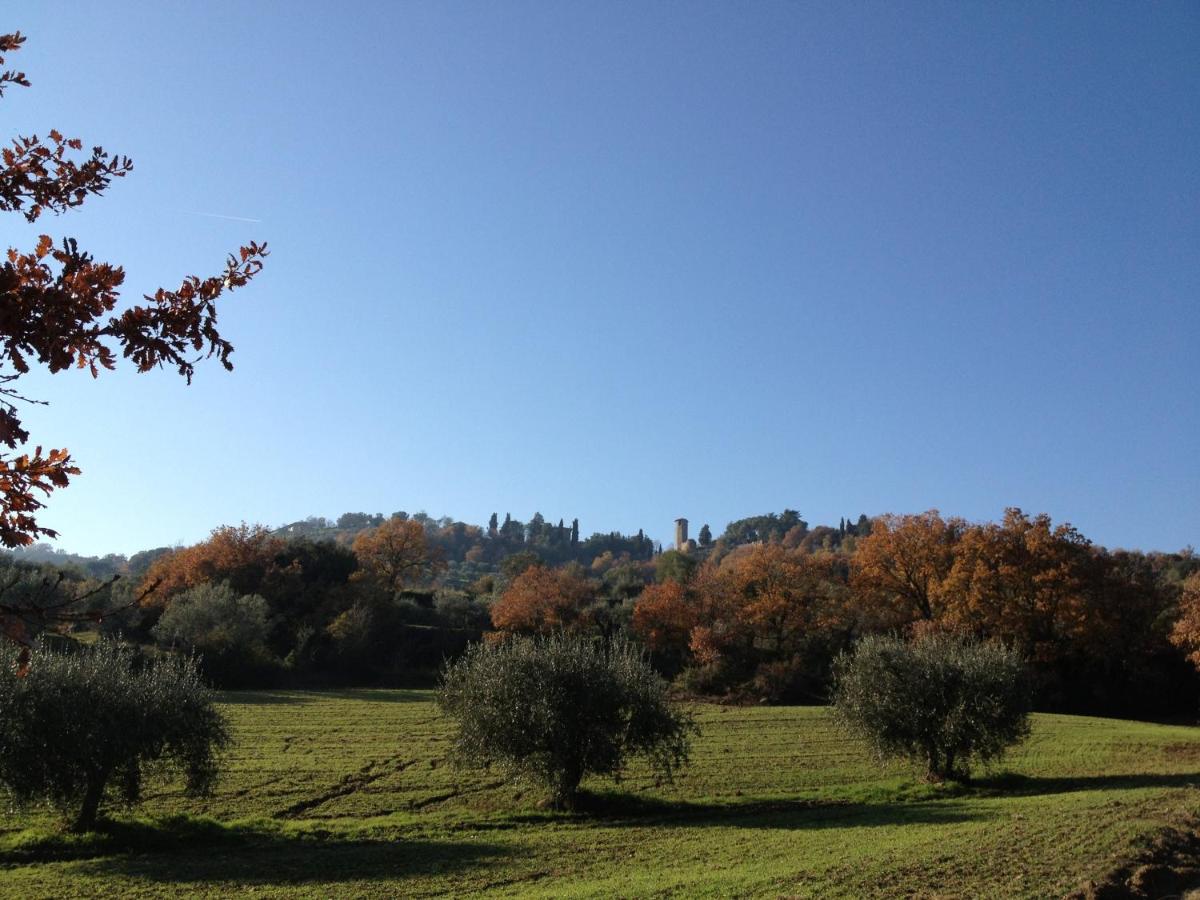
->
[217,688,432,706]
[4,816,508,886]
[491,770,1200,832]
[521,770,1200,830]
[971,771,1200,797]
[88,838,506,887]
[495,792,985,832]
[217,691,312,706]
[311,688,433,704]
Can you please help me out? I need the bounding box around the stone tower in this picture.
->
[675,517,688,550]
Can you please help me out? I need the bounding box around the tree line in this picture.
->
[636,509,1199,716]
[2,506,1195,717]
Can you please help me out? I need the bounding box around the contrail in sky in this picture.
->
[183,211,263,224]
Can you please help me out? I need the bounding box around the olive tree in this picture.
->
[831,631,1031,781]
[0,640,229,831]
[438,634,695,809]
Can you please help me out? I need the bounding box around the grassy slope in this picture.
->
[1,691,1198,898]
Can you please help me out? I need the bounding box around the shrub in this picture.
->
[433,590,490,631]
[438,634,695,809]
[0,640,229,831]
[831,631,1031,781]
[752,656,820,704]
[676,660,744,697]
[323,601,382,680]
[152,582,275,686]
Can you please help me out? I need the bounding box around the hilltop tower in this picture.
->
[675,517,688,550]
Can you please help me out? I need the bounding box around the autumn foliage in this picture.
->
[351,517,445,595]
[0,31,266,551]
[631,543,857,697]
[1169,573,1200,666]
[627,508,1195,710]
[490,563,595,635]
[937,511,1112,661]
[0,493,1187,713]
[849,511,964,624]
[850,509,1155,668]
[692,544,850,664]
[631,580,696,657]
[141,524,287,607]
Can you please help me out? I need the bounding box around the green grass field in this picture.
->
[1,690,1198,897]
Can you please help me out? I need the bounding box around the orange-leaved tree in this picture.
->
[351,517,445,596]
[936,509,1102,662]
[0,32,266,652]
[490,563,595,636]
[850,511,965,626]
[632,580,698,657]
[1168,572,1200,667]
[724,543,849,655]
[634,544,853,675]
[684,545,851,667]
[141,524,288,607]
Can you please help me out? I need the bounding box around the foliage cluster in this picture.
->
[0,30,265,661]
[831,631,1032,780]
[438,634,694,809]
[1168,572,1200,664]
[121,522,477,686]
[151,582,273,687]
[0,640,228,831]
[0,31,265,555]
[632,509,1199,713]
[4,503,1196,719]
[489,562,607,637]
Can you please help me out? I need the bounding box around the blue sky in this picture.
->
[6,2,1198,556]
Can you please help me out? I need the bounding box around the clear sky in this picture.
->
[6,2,1198,557]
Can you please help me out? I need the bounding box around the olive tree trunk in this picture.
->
[551,760,584,810]
[72,767,110,832]
[924,746,944,783]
